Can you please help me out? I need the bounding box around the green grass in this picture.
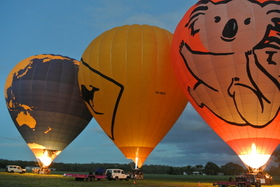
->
[0,171,279,187]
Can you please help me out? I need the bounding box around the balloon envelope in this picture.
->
[172,0,280,170]
[5,54,92,167]
[79,24,188,168]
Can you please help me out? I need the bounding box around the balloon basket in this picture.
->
[39,168,51,174]
[32,167,51,174]
[246,165,266,174]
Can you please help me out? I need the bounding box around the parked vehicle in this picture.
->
[64,172,106,181]
[6,165,26,174]
[213,173,273,187]
[105,169,130,181]
[64,168,130,181]
[64,168,106,181]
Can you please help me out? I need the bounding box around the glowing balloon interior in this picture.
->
[172,0,280,171]
[78,24,188,168]
[5,54,92,168]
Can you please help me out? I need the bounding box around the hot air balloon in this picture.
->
[171,0,280,172]
[78,24,188,168]
[4,54,92,170]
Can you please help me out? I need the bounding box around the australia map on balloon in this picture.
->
[6,62,38,131]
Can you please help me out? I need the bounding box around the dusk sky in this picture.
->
[1,0,277,168]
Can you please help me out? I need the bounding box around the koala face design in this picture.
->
[185,0,278,54]
[174,0,280,128]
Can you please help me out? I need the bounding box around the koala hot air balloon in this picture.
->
[172,0,280,172]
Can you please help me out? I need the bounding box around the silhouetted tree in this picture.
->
[182,165,192,175]
[204,162,220,175]
[220,162,245,175]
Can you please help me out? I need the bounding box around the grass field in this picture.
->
[0,171,279,187]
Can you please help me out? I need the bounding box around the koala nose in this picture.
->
[222,19,238,39]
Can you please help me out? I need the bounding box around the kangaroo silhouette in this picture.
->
[81,84,104,115]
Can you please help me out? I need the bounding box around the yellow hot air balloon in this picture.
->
[78,24,188,168]
[172,0,280,172]
[5,54,92,169]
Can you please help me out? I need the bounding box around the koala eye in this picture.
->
[214,16,221,23]
[244,18,251,25]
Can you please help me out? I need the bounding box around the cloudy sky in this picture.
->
[1,0,275,168]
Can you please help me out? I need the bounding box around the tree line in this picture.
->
[0,147,279,176]
[0,159,245,175]
[0,159,278,176]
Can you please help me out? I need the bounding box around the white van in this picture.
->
[105,169,129,181]
[6,165,26,173]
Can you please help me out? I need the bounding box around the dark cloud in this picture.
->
[151,104,243,166]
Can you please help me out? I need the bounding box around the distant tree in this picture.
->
[182,165,192,175]
[168,166,181,175]
[196,164,204,174]
[0,159,37,169]
[220,162,245,175]
[189,165,204,175]
[169,166,175,175]
[196,164,204,169]
[204,162,220,175]
[0,159,10,168]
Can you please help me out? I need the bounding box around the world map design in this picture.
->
[5,54,92,152]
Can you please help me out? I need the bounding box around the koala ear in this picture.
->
[185,6,207,36]
[254,3,280,42]
[186,18,200,36]
[258,2,280,22]
[267,10,280,26]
